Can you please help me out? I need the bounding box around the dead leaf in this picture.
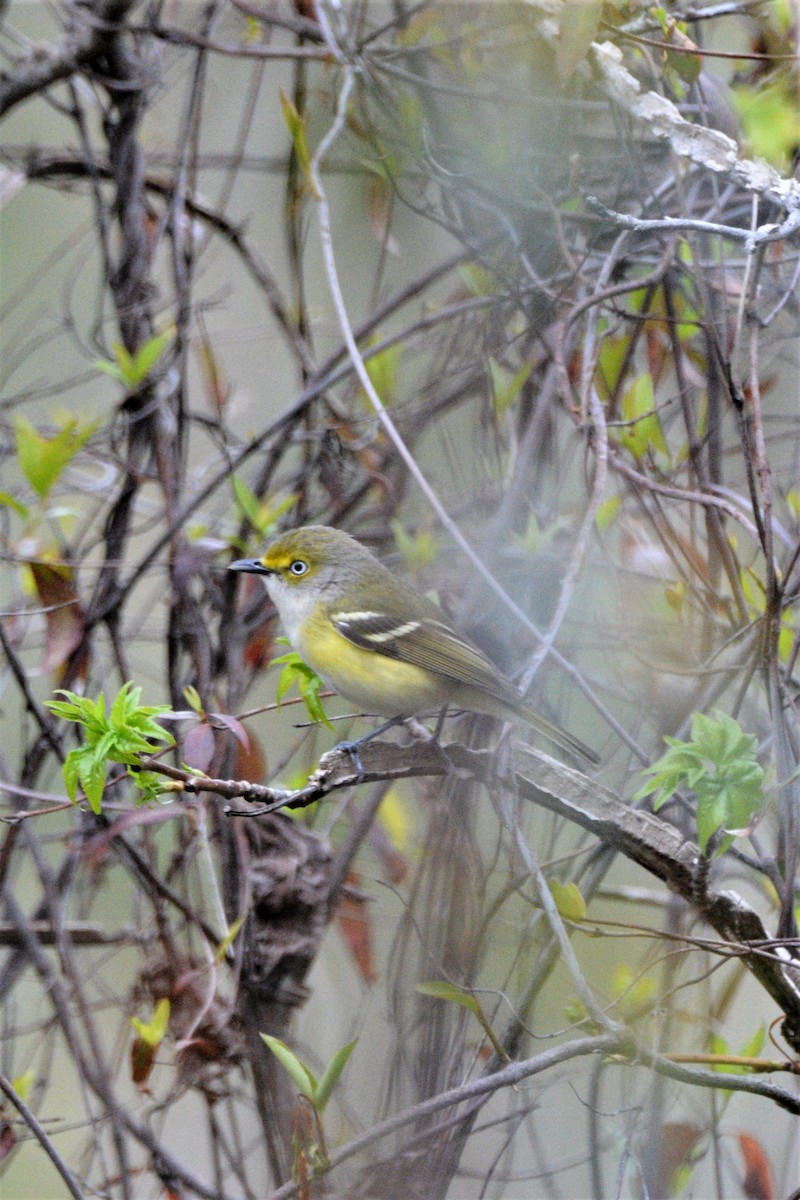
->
[739,1133,774,1200]
[0,1111,17,1161]
[183,722,217,773]
[368,176,400,255]
[336,872,376,983]
[234,726,265,782]
[27,560,86,676]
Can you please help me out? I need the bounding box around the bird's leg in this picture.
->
[332,715,409,782]
[430,705,459,773]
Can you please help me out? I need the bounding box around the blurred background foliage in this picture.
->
[1,1,799,1197]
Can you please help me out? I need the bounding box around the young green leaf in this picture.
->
[391,519,438,573]
[46,683,174,813]
[260,1035,317,1100]
[549,879,587,922]
[270,651,334,730]
[595,494,622,530]
[279,89,318,196]
[131,998,171,1048]
[488,356,533,417]
[417,981,509,1062]
[416,981,481,1016]
[314,1040,357,1113]
[15,415,95,499]
[616,373,668,461]
[95,333,170,388]
[636,710,765,855]
[363,341,402,404]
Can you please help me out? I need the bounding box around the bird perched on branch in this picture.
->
[230,525,598,769]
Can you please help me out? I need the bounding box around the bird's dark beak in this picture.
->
[229,558,273,575]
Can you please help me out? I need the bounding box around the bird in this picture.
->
[230,524,598,768]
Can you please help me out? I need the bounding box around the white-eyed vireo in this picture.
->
[230,525,598,766]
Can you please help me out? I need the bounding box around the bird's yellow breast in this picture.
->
[295,605,444,718]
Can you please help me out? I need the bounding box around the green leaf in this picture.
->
[509,511,570,558]
[15,415,95,499]
[732,82,800,169]
[231,483,296,538]
[95,334,170,388]
[0,491,29,519]
[458,261,498,297]
[391,520,438,573]
[416,981,509,1062]
[76,747,109,814]
[183,685,204,716]
[314,1040,357,1112]
[46,683,174,813]
[739,1024,766,1061]
[232,476,262,529]
[260,1035,317,1100]
[270,652,333,730]
[709,1026,765,1074]
[616,374,668,461]
[129,768,175,805]
[128,332,170,385]
[549,879,587,921]
[636,710,765,856]
[488,356,533,417]
[696,793,728,855]
[595,494,621,531]
[363,341,402,404]
[131,998,171,1047]
[279,89,317,195]
[11,1070,35,1101]
[216,916,245,963]
[596,335,630,402]
[416,981,481,1016]
[611,964,658,1021]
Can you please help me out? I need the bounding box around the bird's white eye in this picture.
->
[288,559,309,576]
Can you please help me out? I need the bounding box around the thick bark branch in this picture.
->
[0,1,140,117]
[208,738,800,1053]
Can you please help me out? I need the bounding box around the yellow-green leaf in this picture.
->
[488,356,533,416]
[130,997,171,1047]
[216,915,245,963]
[549,879,587,921]
[416,980,481,1015]
[261,1034,317,1099]
[618,373,668,460]
[11,1069,35,1101]
[279,89,317,195]
[15,415,95,498]
[595,494,621,530]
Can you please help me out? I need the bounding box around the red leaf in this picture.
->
[0,1113,17,1161]
[739,1133,774,1200]
[655,1123,704,1188]
[182,722,216,772]
[211,712,250,748]
[336,872,376,983]
[234,727,265,782]
[27,561,86,675]
[130,1036,157,1089]
[368,176,399,254]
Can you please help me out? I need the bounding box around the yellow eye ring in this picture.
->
[289,559,309,576]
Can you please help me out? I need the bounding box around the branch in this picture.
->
[591,40,800,220]
[264,1029,800,1199]
[0,1073,85,1200]
[0,1,139,118]
[148,738,800,1052]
